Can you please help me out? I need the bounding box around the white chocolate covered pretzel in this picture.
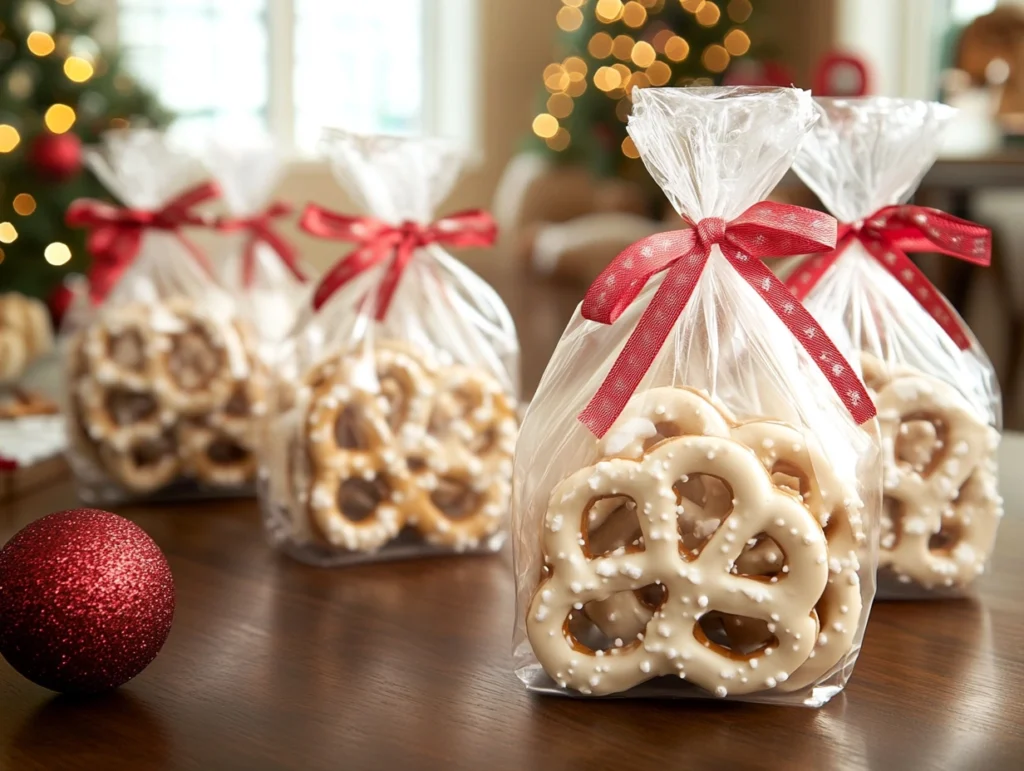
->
[527,435,828,697]
[873,369,1001,589]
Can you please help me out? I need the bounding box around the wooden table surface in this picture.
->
[2,264,1024,771]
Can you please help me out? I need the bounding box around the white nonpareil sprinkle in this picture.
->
[715,686,728,698]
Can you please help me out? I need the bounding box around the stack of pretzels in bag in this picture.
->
[861,354,1002,592]
[65,298,268,497]
[526,387,866,698]
[276,340,517,555]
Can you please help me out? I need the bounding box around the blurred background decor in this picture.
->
[0,0,168,302]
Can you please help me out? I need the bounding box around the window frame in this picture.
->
[100,0,481,160]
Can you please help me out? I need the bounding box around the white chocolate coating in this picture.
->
[869,360,1002,589]
[527,435,828,697]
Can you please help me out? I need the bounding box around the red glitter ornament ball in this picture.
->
[0,509,175,694]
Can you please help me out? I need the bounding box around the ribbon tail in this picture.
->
[579,258,705,437]
[865,243,974,350]
[241,234,258,289]
[175,231,214,277]
[783,250,843,301]
[312,243,388,311]
[725,249,875,424]
[373,239,417,321]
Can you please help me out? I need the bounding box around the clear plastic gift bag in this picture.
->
[259,130,519,566]
[203,136,312,363]
[511,87,881,706]
[787,98,1001,599]
[63,129,269,503]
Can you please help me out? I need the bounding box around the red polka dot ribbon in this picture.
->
[67,182,221,305]
[217,202,306,289]
[578,201,875,438]
[785,205,991,350]
[300,205,497,320]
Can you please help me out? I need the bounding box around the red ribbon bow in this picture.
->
[785,205,991,350]
[300,205,497,318]
[217,202,306,288]
[66,182,221,304]
[579,201,875,437]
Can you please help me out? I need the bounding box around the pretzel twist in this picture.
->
[527,435,829,697]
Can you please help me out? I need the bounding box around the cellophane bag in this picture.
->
[203,136,311,363]
[64,129,269,503]
[790,98,1002,599]
[511,87,881,706]
[259,130,520,566]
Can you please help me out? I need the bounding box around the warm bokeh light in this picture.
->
[702,44,730,72]
[681,0,706,11]
[696,1,722,26]
[64,55,94,82]
[556,5,584,31]
[532,113,559,139]
[44,104,76,133]
[544,63,570,93]
[724,29,751,56]
[567,78,588,97]
[646,60,672,85]
[626,71,651,93]
[612,34,635,61]
[653,29,675,53]
[727,0,753,23]
[547,92,574,118]
[0,124,20,153]
[26,31,55,57]
[588,32,614,59]
[564,56,588,78]
[12,194,36,216]
[547,127,571,151]
[0,222,18,244]
[631,41,657,68]
[665,36,691,62]
[622,136,640,159]
[562,0,585,6]
[44,242,72,266]
[596,0,625,23]
[622,1,648,27]
[594,65,624,91]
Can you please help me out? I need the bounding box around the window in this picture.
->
[114,0,476,153]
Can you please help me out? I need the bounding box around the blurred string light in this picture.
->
[631,41,656,68]
[0,222,18,244]
[665,36,690,61]
[623,2,648,27]
[702,44,730,72]
[724,28,750,56]
[588,31,613,58]
[727,0,753,22]
[557,4,584,31]
[64,56,94,82]
[12,194,36,216]
[44,104,76,133]
[536,0,753,154]
[26,31,55,57]
[0,124,20,153]
[44,242,72,266]
[612,34,635,61]
[596,0,625,23]
[696,2,722,26]
[532,113,559,139]
[547,127,571,151]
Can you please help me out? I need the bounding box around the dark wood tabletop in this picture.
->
[2,261,1024,771]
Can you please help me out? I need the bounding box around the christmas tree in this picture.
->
[530,0,754,181]
[0,0,168,301]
